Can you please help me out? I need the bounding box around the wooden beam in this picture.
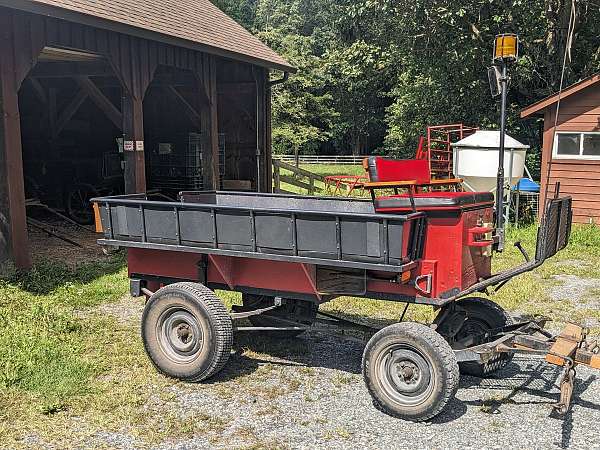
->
[75,76,123,130]
[53,88,88,140]
[26,78,48,105]
[0,19,31,269]
[122,94,146,193]
[164,85,201,129]
[29,61,116,79]
[199,55,220,190]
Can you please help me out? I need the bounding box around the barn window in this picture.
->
[554,132,600,159]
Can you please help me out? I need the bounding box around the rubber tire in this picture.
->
[241,294,318,338]
[141,282,233,382]
[362,322,459,422]
[453,297,514,377]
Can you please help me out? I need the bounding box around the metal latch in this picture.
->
[413,273,432,295]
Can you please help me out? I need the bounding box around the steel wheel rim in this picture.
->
[156,306,204,363]
[376,344,434,407]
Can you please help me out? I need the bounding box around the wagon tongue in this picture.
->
[546,323,600,414]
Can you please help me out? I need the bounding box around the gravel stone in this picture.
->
[146,329,600,450]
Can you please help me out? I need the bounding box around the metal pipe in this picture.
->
[495,63,508,251]
[268,71,289,88]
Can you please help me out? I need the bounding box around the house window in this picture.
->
[554,132,600,159]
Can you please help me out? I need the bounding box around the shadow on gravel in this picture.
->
[207,334,599,431]
[209,330,364,384]
[460,356,599,448]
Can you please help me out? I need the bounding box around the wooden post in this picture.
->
[200,55,220,190]
[122,93,146,193]
[273,160,281,193]
[0,25,31,269]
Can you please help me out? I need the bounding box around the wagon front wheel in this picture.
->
[362,322,459,422]
[141,282,233,382]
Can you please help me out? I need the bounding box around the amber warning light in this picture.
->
[493,34,519,62]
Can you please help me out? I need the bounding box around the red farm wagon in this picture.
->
[92,156,600,421]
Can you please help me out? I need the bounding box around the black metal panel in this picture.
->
[255,213,293,250]
[178,208,213,244]
[92,191,427,271]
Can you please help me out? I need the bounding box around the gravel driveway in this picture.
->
[144,327,599,450]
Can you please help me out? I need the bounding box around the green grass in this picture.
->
[276,164,366,196]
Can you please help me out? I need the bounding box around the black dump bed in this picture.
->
[93,191,426,272]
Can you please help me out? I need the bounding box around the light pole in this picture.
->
[491,33,519,252]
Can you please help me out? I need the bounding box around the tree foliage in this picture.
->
[213,0,600,163]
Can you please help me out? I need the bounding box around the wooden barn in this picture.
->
[0,0,293,269]
[521,73,600,224]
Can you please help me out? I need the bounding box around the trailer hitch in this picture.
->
[456,321,600,416]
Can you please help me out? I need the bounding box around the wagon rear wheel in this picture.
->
[241,294,318,338]
[142,282,233,382]
[65,182,98,225]
[362,322,459,422]
[442,297,514,377]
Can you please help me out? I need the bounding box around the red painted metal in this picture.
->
[371,158,431,185]
[126,153,495,304]
[417,124,478,179]
[324,175,368,196]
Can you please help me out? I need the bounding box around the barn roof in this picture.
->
[521,72,600,118]
[2,0,294,72]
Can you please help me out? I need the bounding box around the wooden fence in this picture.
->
[272,155,366,165]
[272,159,325,195]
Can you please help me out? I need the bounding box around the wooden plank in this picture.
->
[548,177,600,186]
[546,324,583,366]
[274,159,326,181]
[550,158,600,166]
[0,14,31,268]
[552,185,600,195]
[555,124,600,132]
[75,77,123,130]
[571,200,600,209]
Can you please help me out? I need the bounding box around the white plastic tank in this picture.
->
[451,130,529,193]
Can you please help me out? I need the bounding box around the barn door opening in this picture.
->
[16,47,128,261]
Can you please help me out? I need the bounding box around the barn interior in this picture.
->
[18,47,267,227]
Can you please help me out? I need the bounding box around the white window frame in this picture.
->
[553,131,600,160]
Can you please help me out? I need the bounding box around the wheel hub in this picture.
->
[157,307,204,363]
[377,346,434,406]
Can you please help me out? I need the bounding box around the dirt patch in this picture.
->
[28,221,112,267]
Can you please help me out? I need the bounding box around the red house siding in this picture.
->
[537,84,600,224]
